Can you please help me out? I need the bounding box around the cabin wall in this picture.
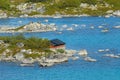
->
[50,45,65,51]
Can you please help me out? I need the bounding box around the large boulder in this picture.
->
[14,53,24,61]
[0,13,7,18]
[113,10,120,16]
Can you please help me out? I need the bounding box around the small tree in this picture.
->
[56,49,65,53]
[0,0,10,10]
[56,0,80,8]
[81,0,98,5]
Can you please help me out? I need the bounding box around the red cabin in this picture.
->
[50,39,65,50]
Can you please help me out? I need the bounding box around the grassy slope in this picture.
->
[0,34,50,57]
[0,0,120,16]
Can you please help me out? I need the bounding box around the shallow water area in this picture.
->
[0,16,120,80]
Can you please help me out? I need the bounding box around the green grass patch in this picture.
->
[24,53,41,59]
[14,26,24,31]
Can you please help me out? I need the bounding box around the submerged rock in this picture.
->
[39,62,54,67]
[78,49,88,56]
[66,27,74,31]
[113,26,120,29]
[101,28,109,33]
[98,49,110,52]
[98,49,105,52]
[20,63,34,67]
[71,56,79,60]
[84,57,97,62]
[104,54,120,58]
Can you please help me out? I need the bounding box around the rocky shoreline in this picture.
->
[1,47,120,67]
[0,13,120,19]
[0,44,86,67]
[18,10,120,18]
[0,37,97,67]
[0,35,90,67]
[1,37,120,67]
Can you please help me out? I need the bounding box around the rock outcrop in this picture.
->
[0,22,57,33]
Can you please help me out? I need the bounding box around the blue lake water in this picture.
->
[0,16,120,80]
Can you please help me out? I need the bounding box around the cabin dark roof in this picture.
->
[50,39,65,46]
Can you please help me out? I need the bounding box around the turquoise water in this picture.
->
[0,16,120,80]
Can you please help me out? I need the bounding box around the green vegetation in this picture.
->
[56,0,80,8]
[0,48,5,55]
[0,34,50,52]
[0,0,120,16]
[24,53,41,59]
[80,0,98,5]
[14,26,24,31]
[42,0,120,15]
[10,0,27,5]
[56,49,65,53]
[0,34,66,59]
[28,11,41,16]
[0,0,10,10]
[24,37,50,51]
[104,0,120,10]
